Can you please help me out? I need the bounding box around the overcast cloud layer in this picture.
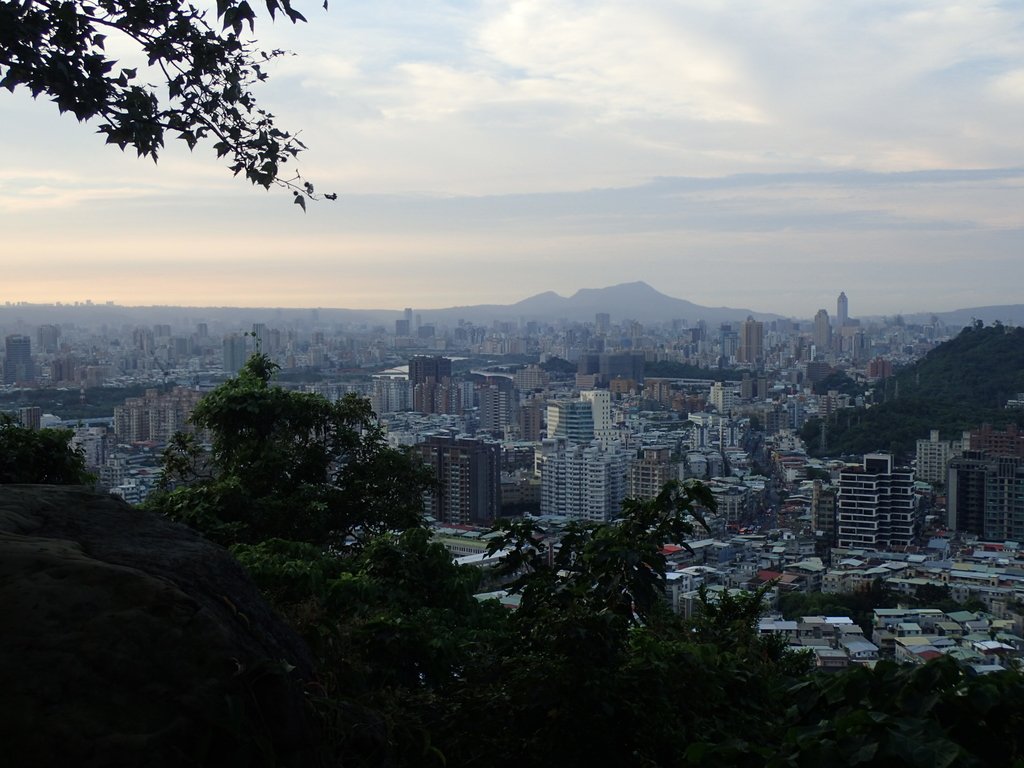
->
[1,0,1022,318]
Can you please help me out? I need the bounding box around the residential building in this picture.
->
[416,436,500,526]
[113,387,204,443]
[547,399,595,443]
[916,430,966,485]
[628,446,677,500]
[837,453,918,549]
[539,440,626,522]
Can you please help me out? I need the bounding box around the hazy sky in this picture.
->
[1,0,1022,318]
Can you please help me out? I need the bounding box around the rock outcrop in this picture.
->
[0,485,317,767]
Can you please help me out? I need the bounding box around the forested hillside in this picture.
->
[803,323,1024,459]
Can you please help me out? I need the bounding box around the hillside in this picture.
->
[803,323,1024,459]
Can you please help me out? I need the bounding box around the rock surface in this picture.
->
[0,485,317,767]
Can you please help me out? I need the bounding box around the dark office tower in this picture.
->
[395,318,410,336]
[595,312,611,333]
[222,333,248,373]
[36,324,60,353]
[416,436,500,525]
[409,356,455,414]
[4,334,34,384]
[408,355,452,386]
[948,452,991,537]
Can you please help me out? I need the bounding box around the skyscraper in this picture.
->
[836,292,848,328]
[222,333,248,373]
[4,334,34,384]
[813,309,832,354]
[737,315,764,366]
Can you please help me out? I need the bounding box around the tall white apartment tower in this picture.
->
[580,389,616,447]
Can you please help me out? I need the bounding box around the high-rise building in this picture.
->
[580,389,616,447]
[409,355,452,386]
[547,400,595,443]
[479,384,514,436]
[813,310,832,354]
[113,387,204,444]
[737,315,764,366]
[837,453,917,549]
[370,376,411,415]
[36,324,60,353]
[948,452,1024,541]
[539,440,626,522]
[518,397,544,442]
[3,334,34,384]
[969,424,1024,459]
[836,292,848,329]
[416,436,500,526]
[18,406,42,431]
[222,334,248,373]
[628,446,677,500]
[811,480,838,548]
[409,356,457,414]
[577,352,645,386]
[915,430,965,485]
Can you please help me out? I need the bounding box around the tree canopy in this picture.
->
[0,415,92,484]
[0,0,331,202]
[147,353,430,547]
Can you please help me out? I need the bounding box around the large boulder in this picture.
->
[0,485,318,767]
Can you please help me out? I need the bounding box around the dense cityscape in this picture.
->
[4,285,1024,676]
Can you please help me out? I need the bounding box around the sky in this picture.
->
[1,0,1022,319]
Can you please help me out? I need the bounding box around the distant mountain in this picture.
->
[6,287,1024,331]
[423,282,780,325]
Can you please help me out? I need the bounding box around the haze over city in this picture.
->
[1,1,1022,316]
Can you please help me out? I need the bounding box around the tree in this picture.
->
[0,0,333,203]
[148,353,430,547]
[0,414,92,484]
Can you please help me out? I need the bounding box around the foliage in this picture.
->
[138,364,1024,766]
[769,657,1024,768]
[538,356,576,375]
[812,369,864,397]
[0,414,92,484]
[0,0,333,201]
[487,480,714,626]
[804,323,1024,459]
[646,360,739,381]
[778,578,897,635]
[147,353,431,548]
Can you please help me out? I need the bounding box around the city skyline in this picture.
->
[1,1,1022,315]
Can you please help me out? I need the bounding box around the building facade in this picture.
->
[837,453,918,550]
